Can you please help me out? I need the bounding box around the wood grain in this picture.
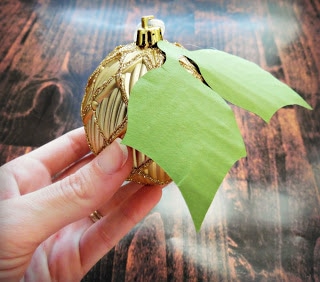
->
[1,0,319,281]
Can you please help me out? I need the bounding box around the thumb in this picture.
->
[2,139,132,246]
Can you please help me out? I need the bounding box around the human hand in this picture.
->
[0,127,163,281]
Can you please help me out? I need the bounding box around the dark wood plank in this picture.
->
[0,0,319,281]
[0,144,35,165]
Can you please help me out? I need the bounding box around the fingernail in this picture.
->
[114,138,129,167]
[97,138,128,174]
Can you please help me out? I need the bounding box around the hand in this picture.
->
[0,127,163,281]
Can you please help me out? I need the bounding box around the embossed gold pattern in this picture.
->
[81,32,202,185]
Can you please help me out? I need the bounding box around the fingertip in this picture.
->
[127,185,163,219]
[96,139,129,175]
[114,138,129,167]
[146,184,163,200]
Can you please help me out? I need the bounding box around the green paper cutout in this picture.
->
[122,58,246,230]
[158,41,312,122]
[122,40,312,230]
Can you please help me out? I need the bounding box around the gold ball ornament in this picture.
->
[81,16,202,185]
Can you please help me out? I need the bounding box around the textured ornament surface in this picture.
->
[81,42,201,185]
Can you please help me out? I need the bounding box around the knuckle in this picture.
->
[59,169,92,204]
[96,225,116,251]
[120,205,140,227]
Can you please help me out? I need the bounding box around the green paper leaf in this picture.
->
[122,40,312,231]
[122,49,246,230]
[158,41,312,122]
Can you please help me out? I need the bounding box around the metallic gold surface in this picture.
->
[136,15,163,48]
[81,23,202,185]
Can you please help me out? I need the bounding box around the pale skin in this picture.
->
[0,127,163,281]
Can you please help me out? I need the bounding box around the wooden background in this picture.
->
[1,0,319,281]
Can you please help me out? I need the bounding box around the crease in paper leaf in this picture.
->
[122,40,312,231]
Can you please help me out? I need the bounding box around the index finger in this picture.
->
[27,127,90,177]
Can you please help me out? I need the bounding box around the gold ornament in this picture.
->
[81,16,202,185]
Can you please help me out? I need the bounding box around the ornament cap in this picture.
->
[136,15,163,48]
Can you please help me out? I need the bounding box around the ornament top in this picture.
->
[136,15,163,48]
